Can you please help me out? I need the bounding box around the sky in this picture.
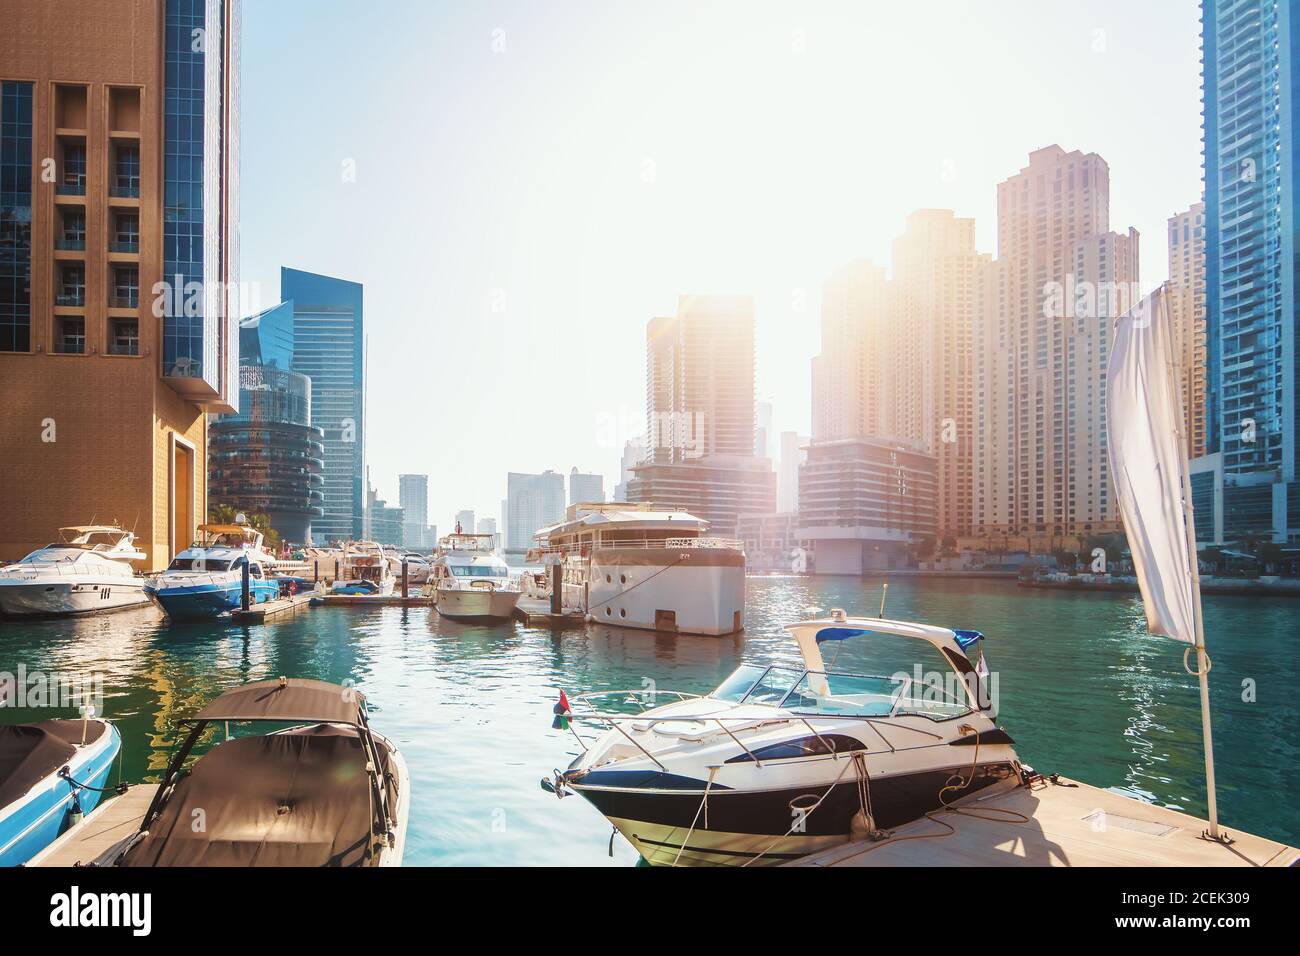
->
[237,0,1204,532]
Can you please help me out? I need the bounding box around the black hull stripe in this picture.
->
[578,762,1016,837]
[632,835,806,860]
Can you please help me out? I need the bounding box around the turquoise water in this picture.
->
[1,575,1296,863]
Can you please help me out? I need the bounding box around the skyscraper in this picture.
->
[891,210,991,539]
[812,261,891,442]
[612,439,646,502]
[0,0,240,568]
[399,474,429,549]
[282,267,364,543]
[209,302,324,544]
[972,145,1136,548]
[506,470,565,551]
[1202,0,1300,542]
[569,467,604,505]
[629,295,775,536]
[1169,203,1207,461]
[777,431,808,514]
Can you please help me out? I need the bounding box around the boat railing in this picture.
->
[561,686,953,769]
[533,536,744,557]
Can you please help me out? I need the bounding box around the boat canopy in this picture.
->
[0,721,107,807]
[59,525,129,538]
[190,678,366,726]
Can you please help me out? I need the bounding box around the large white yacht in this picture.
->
[0,526,151,616]
[426,534,521,621]
[530,503,746,636]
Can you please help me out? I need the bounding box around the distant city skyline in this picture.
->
[238,0,1202,523]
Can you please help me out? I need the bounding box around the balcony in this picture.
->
[109,240,140,254]
[54,239,85,251]
[55,291,85,308]
[108,293,139,310]
[109,183,140,199]
[56,182,86,197]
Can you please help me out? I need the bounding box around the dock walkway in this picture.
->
[28,786,154,867]
[514,596,587,627]
[231,588,320,623]
[789,776,1298,867]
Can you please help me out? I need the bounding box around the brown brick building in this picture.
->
[0,0,240,569]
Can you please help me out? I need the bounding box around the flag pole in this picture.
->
[1161,291,1222,842]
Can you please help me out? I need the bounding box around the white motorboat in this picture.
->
[0,526,151,616]
[545,609,1020,866]
[384,548,432,585]
[333,541,396,595]
[530,502,745,636]
[426,534,521,621]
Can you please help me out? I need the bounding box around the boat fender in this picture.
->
[67,789,84,827]
[849,808,874,841]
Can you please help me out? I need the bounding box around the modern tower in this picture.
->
[1168,202,1208,461]
[506,470,565,551]
[282,267,364,543]
[398,474,430,549]
[972,145,1137,549]
[1201,0,1300,542]
[0,0,240,568]
[569,467,604,505]
[629,295,775,536]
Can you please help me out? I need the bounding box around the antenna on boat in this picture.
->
[879,582,888,617]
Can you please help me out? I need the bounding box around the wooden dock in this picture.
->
[28,786,154,867]
[789,776,1299,868]
[514,596,587,627]
[312,593,433,608]
[230,588,321,623]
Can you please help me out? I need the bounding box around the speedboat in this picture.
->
[544,610,1020,866]
[145,524,280,620]
[0,526,150,617]
[96,677,408,867]
[425,533,521,621]
[385,548,432,585]
[0,716,122,866]
[332,541,395,595]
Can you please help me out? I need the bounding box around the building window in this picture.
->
[57,263,85,306]
[113,212,139,251]
[110,318,139,356]
[0,81,33,351]
[60,141,86,194]
[56,316,85,354]
[58,208,86,250]
[112,144,140,197]
[111,266,139,308]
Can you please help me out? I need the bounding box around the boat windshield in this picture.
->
[449,565,507,577]
[711,664,769,702]
[780,671,971,720]
[167,557,234,572]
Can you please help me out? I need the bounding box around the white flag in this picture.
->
[1105,287,1198,644]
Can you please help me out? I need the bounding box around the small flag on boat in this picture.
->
[552,690,571,730]
[554,690,571,716]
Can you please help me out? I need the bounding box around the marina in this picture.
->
[2,574,1296,866]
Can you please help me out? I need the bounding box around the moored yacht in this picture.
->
[544,610,1019,866]
[145,523,280,620]
[0,526,150,617]
[530,502,745,636]
[333,540,396,595]
[427,533,521,621]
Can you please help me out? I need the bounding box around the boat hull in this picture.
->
[149,580,279,620]
[570,760,1016,866]
[0,579,150,617]
[436,587,521,621]
[0,721,121,867]
[585,548,745,636]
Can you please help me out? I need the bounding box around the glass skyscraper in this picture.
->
[1202,0,1300,541]
[282,267,364,543]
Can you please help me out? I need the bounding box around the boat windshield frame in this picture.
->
[710,662,976,722]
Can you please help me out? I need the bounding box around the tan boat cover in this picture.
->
[191,678,366,725]
[120,724,393,867]
[0,720,106,806]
